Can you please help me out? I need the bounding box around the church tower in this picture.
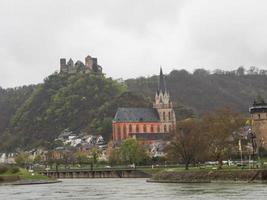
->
[153,68,176,133]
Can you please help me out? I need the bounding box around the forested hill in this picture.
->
[1,67,267,150]
[0,73,150,151]
[126,68,267,117]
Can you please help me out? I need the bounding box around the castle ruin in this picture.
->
[60,55,102,74]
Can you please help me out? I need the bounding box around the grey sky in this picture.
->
[1,0,267,88]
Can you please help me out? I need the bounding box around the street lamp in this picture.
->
[248,129,257,168]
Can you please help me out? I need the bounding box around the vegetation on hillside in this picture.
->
[126,66,267,116]
[1,66,267,151]
[0,73,149,151]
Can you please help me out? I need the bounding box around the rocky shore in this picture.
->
[148,169,267,183]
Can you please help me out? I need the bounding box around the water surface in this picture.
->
[1,178,267,200]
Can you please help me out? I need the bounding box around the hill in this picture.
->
[1,67,267,150]
[126,69,267,117]
[0,73,149,151]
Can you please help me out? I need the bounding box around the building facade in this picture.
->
[112,68,176,144]
[250,96,267,148]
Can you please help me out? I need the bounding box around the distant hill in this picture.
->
[126,69,267,118]
[1,67,267,150]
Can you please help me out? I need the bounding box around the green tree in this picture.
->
[120,138,148,165]
[15,152,33,168]
[74,151,89,166]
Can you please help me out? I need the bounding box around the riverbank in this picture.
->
[0,166,59,185]
[147,169,267,183]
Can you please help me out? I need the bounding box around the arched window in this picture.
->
[117,126,121,141]
[136,124,139,133]
[258,114,261,119]
[163,112,166,121]
[157,125,160,133]
[168,112,171,121]
[129,124,132,133]
[151,125,154,133]
[169,125,172,132]
[164,125,167,132]
[123,125,127,139]
[144,124,147,133]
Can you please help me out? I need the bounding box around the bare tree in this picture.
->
[165,119,207,170]
[203,107,245,169]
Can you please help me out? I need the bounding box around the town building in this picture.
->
[249,96,267,148]
[112,68,176,144]
[60,55,102,74]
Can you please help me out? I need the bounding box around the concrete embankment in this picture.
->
[148,169,267,183]
[42,169,152,179]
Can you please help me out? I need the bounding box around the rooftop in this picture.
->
[113,107,160,122]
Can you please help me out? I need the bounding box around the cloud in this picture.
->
[0,0,267,88]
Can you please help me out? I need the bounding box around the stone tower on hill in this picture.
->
[60,55,102,74]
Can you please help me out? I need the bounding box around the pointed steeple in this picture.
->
[158,67,167,94]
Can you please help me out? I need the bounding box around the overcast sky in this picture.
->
[1,0,267,88]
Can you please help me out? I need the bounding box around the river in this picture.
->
[1,179,267,200]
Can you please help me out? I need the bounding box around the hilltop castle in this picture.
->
[60,55,102,74]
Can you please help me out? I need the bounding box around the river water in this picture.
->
[1,179,267,200]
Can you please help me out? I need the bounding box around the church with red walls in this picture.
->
[112,68,176,144]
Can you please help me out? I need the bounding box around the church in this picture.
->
[112,68,176,144]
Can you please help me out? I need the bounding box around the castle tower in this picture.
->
[67,58,76,73]
[153,68,176,133]
[85,55,102,73]
[249,95,267,148]
[60,58,67,73]
[85,55,93,73]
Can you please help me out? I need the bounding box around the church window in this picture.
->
[151,125,154,133]
[168,112,171,120]
[164,125,167,132]
[123,125,127,139]
[117,125,120,134]
[136,124,139,133]
[117,126,121,141]
[144,124,147,132]
[129,124,132,133]
[163,112,166,121]
[169,125,172,132]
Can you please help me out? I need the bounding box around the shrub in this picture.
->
[0,165,8,174]
[9,166,20,174]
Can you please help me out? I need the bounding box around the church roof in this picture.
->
[113,107,160,122]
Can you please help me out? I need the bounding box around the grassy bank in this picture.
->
[0,165,50,183]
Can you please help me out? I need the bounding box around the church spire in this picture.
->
[158,67,167,94]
